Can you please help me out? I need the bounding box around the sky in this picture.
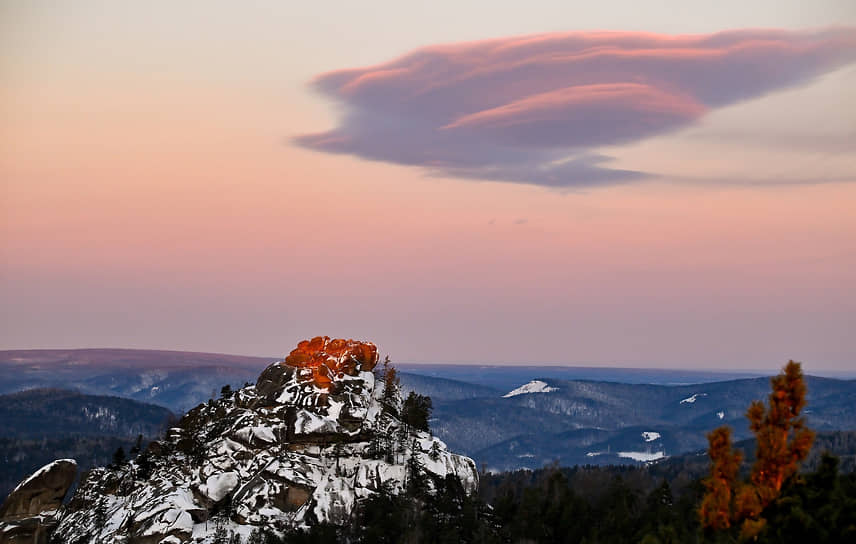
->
[1,1,855,371]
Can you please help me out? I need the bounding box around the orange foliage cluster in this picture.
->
[699,360,815,540]
[284,336,378,388]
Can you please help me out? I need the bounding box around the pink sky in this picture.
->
[1,1,855,371]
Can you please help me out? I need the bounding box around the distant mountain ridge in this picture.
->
[0,349,503,411]
[0,348,273,369]
[2,349,854,473]
[0,389,175,500]
[0,349,273,412]
[0,388,174,439]
[432,376,856,471]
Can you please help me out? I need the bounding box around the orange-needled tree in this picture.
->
[700,360,815,540]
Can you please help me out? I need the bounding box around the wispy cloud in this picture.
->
[296,28,856,188]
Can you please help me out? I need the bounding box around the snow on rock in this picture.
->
[503,380,558,398]
[617,451,666,462]
[679,393,707,404]
[641,431,661,442]
[199,472,239,503]
[0,457,78,543]
[7,459,77,497]
[50,336,479,544]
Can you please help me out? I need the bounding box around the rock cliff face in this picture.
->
[0,459,77,544]
[44,337,477,543]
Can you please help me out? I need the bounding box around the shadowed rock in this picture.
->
[0,460,77,521]
[0,459,77,544]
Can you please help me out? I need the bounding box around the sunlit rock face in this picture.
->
[253,337,380,436]
[257,336,378,392]
[285,336,378,376]
[45,337,477,544]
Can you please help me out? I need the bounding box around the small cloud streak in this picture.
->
[296,28,856,188]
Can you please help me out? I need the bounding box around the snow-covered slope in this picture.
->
[49,337,478,543]
[502,380,558,398]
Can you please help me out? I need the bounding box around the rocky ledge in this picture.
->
[0,459,77,544]
[3,337,477,544]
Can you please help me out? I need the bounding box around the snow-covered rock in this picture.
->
[0,459,77,519]
[49,337,478,543]
[0,459,77,543]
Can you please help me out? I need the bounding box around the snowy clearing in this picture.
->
[617,451,666,462]
[503,380,557,398]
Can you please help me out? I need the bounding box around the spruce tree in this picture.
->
[220,384,233,399]
[380,356,400,417]
[429,440,442,461]
[112,446,126,467]
[402,392,433,432]
[405,439,428,498]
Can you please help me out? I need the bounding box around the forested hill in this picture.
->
[0,389,174,499]
[0,388,174,438]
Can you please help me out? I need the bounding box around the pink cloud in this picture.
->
[441,83,707,147]
[296,28,856,187]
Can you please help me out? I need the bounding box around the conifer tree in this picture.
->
[112,446,126,467]
[379,356,400,417]
[220,384,233,399]
[700,360,815,539]
[130,434,143,457]
[405,439,428,498]
[402,392,433,432]
[429,440,442,461]
[700,426,743,530]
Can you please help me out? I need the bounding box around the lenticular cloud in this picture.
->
[296,28,856,188]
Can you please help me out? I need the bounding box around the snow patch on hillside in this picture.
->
[503,380,557,398]
[618,450,666,462]
[679,393,707,404]
[641,431,660,442]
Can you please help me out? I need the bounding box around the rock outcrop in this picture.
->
[0,459,77,544]
[42,337,477,543]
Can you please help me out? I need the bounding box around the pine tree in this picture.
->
[700,360,815,539]
[380,356,400,417]
[402,392,433,432]
[112,446,126,467]
[429,440,442,461]
[405,439,428,498]
[700,426,743,530]
[220,384,233,399]
[130,434,143,457]
[367,422,383,460]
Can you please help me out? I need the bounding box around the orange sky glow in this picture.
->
[2,1,855,371]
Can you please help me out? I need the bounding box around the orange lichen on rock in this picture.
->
[284,336,378,388]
